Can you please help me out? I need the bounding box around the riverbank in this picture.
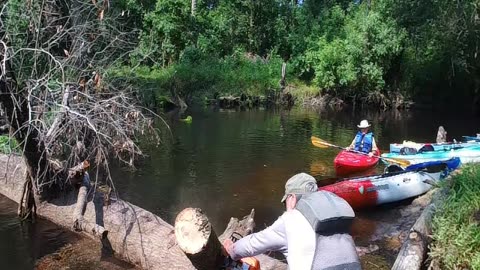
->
[108,55,413,111]
[428,164,480,269]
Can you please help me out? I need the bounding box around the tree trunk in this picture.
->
[392,190,446,270]
[0,154,286,269]
[191,0,196,16]
[280,62,287,92]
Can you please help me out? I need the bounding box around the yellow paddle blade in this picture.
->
[311,136,330,148]
[383,157,411,167]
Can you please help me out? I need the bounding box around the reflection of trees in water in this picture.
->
[309,160,329,178]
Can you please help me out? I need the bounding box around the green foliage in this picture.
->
[306,5,405,97]
[430,165,480,269]
[378,0,480,105]
[111,50,284,106]
[132,0,195,67]
[4,0,31,49]
[0,135,19,154]
[109,0,480,108]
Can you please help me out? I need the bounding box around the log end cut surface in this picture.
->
[175,208,212,254]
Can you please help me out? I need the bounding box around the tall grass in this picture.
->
[429,165,480,269]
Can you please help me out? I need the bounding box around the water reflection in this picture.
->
[0,195,79,270]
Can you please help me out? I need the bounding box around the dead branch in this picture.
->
[0,0,162,204]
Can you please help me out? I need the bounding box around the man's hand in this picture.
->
[223,239,234,257]
[346,146,352,151]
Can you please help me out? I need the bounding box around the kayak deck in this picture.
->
[334,150,379,176]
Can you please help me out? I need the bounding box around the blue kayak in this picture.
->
[390,141,480,153]
[405,157,461,172]
[382,146,480,164]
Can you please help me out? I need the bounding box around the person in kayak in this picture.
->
[223,173,360,270]
[436,126,447,143]
[347,119,378,157]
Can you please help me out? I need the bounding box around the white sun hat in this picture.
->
[357,120,371,128]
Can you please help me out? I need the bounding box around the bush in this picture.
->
[109,51,285,106]
[305,5,405,98]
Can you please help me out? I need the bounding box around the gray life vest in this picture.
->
[295,191,362,270]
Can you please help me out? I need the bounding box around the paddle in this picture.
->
[310,136,411,167]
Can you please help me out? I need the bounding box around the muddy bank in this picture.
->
[205,92,294,109]
[353,190,436,268]
[301,92,414,111]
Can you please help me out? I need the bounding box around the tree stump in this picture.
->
[175,208,225,270]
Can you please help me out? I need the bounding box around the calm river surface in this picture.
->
[0,106,479,268]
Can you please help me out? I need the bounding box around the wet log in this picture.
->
[392,190,446,270]
[0,154,286,269]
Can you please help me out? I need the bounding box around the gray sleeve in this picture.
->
[230,215,287,260]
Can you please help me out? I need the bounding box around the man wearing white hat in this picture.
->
[347,119,379,156]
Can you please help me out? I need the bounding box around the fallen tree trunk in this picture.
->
[0,154,285,269]
[392,189,447,270]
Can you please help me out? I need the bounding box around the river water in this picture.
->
[0,107,479,268]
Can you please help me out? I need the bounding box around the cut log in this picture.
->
[0,154,286,269]
[175,208,224,270]
[175,207,288,270]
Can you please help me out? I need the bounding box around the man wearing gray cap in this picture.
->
[224,173,360,270]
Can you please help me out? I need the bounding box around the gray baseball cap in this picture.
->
[281,173,318,203]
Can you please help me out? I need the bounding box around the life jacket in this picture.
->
[354,131,373,153]
[296,191,361,270]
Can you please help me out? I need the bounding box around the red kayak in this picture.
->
[319,167,447,209]
[334,150,380,176]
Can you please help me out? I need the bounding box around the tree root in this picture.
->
[18,176,36,221]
